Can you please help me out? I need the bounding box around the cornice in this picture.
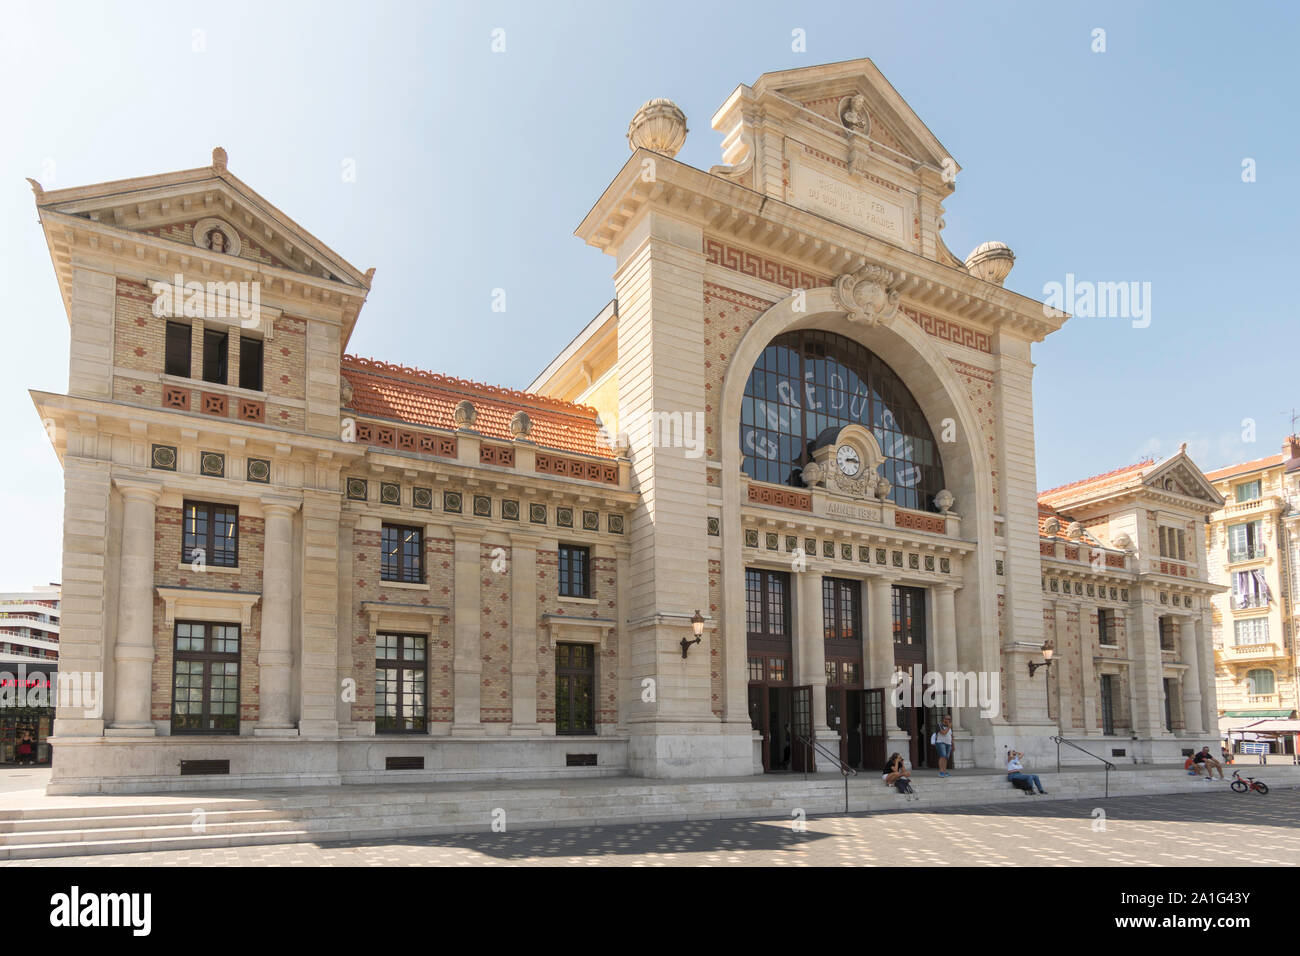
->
[575,150,1066,343]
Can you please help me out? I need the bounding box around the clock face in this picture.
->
[836,444,861,477]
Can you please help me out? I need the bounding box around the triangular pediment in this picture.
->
[1142,455,1224,506]
[30,150,369,288]
[754,59,955,171]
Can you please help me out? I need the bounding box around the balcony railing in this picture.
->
[1232,595,1269,610]
[1223,641,1284,660]
[1227,545,1267,564]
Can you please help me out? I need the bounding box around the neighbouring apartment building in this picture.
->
[30,59,1222,793]
[0,584,61,764]
[1205,437,1300,755]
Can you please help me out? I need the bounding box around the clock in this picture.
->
[836,444,862,477]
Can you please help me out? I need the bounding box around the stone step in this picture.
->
[0,829,312,862]
[0,817,304,848]
[0,808,289,837]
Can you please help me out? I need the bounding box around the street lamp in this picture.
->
[1028,639,1054,721]
[681,610,705,658]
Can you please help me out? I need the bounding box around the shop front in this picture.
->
[0,664,57,765]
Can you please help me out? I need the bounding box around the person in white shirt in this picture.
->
[931,714,955,777]
[1005,749,1047,794]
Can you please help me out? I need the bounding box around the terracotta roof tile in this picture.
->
[341,355,614,459]
[1038,458,1153,507]
[1204,453,1284,483]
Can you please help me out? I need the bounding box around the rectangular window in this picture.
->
[558,544,590,598]
[1098,608,1114,645]
[375,633,426,733]
[238,336,263,391]
[822,577,861,642]
[891,586,926,646]
[165,321,192,377]
[171,621,240,734]
[1227,521,1264,562]
[1100,674,1116,736]
[1235,480,1261,503]
[1234,618,1269,646]
[182,501,238,568]
[202,327,228,384]
[745,568,790,640]
[1158,616,1175,651]
[381,524,423,584]
[555,642,595,734]
[1232,569,1270,609]
[1158,527,1187,560]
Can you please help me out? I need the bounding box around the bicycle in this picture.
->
[1229,770,1269,795]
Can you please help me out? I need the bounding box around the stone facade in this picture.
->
[30,60,1223,793]
[1204,438,1300,749]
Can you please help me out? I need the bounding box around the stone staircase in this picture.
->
[2,763,1297,860]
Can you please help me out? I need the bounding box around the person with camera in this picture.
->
[1005,748,1047,794]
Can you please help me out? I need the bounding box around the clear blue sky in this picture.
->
[2,0,1297,590]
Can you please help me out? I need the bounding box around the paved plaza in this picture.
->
[2,784,1296,867]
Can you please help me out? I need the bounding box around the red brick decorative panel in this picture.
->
[162,384,190,411]
[1040,542,1055,556]
[895,510,947,535]
[236,398,264,423]
[200,392,228,417]
[1106,553,1126,568]
[704,238,830,292]
[1159,561,1189,577]
[1065,546,1080,560]
[354,420,457,458]
[480,444,515,467]
[747,484,812,512]
[535,452,619,485]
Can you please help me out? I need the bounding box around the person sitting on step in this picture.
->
[1005,749,1047,795]
[882,752,913,794]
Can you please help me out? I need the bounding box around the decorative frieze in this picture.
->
[747,484,812,511]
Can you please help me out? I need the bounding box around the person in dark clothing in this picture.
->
[882,752,913,794]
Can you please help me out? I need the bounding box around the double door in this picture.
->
[748,682,814,772]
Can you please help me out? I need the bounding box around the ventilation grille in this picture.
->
[385,756,425,771]
[180,759,230,776]
[566,753,598,767]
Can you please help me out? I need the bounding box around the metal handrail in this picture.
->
[796,733,858,814]
[1051,735,1116,798]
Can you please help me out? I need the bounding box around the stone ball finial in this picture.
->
[1113,533,1133,551]
[964,241,1015,286]
[875,475,892,501]
[452,400,477,429]
[627,98,688,158]
[1044,516,1061,536]
[1067,521,1083,539]
[935,489,955,514]
[509,410,532,440]
[212,146,228,171]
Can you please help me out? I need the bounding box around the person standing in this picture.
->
[16,737,33,766]
[932,714,955,777]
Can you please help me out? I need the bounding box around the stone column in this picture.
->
[795,566,836,771]
[254,497,299,735]
[933,583,959,718]
[1197,611,1216,737]
[867,575,905,751]
[1181,613,1205,735]
[451,529,484,735]
[510,533,540,734]
[1131,601,1166,737]
[1051,599,1074,732]
[1077,604,1097,735]
[107,480,162,735]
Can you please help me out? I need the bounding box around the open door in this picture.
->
[791,685,814,773]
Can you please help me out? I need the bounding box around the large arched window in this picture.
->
[740,330,946,512]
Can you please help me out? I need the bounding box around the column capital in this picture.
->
[114,477,163,501]
[508,531,542,549]
[259,494,302,516]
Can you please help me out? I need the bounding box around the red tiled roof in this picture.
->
[1204,453,1283,483]
[341,355,614,459]
[1038,459,1154,506]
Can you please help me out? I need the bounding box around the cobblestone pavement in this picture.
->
[4,787,1297,867]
